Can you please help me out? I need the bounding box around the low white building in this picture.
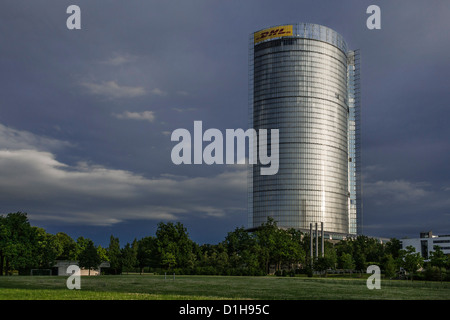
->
[400,231,450,260]
[54,260,110,276]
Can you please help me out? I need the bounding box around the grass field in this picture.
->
[0,274,449,300]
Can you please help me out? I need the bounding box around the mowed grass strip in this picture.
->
[0,288,228,300]
[0,275,449,300]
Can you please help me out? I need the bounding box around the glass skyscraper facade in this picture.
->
[248,23,361,236]
[347,50,362,235]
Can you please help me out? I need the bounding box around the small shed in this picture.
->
[54,260,110,276]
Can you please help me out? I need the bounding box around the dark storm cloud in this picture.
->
[0,124,247,226]
[1,0,449,244]
[356,1,450,237]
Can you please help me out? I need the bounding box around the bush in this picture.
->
[423,266,447,281]
[303,266,313,277]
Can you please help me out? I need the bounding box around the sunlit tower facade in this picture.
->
[248,23,361,237]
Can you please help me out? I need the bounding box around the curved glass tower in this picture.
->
[248,23,361,236]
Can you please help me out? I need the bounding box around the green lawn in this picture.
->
[0,274,449,300]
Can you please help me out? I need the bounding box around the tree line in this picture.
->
[1,212,449,280]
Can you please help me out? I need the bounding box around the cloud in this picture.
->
[364,179,430,205]
[0,121,247,227]
[113,111,156,123]
[81,81,146,99]
[0,149,247,226]
[150,88,167,96]
[362,178,450,237]
[101,53,136,66]
[172,107,198,113]
[0,123,72,151]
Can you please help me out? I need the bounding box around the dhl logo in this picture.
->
[254,25,293,44]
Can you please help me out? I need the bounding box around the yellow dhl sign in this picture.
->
[254,25,293,44]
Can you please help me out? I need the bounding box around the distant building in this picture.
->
[400,231,450,260]
[53,260,110,276]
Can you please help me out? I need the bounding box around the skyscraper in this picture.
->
[347,50,362,235]
[248,23,361,237]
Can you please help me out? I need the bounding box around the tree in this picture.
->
[197,243,229,275]
[385,238,402,259]
[335,237,353,266]
[382,254,397,279]
[285,229,306,270]
[428,246,448,281]
[399,245,424,280]
[223,226,261,275]
[107,235,122,274]
[272,228,292,271]
[323,240,337,269]
[97,245,108,262]
[300,233,313,268]
[339,252,355,270]
[429,246,448,269]
[254,217,278,274]
[353,249,367,271]
[0,212,36,275]
[212,244,229,274]
[121,241,138,274]
[156,222,195,270]
[0,215,7,275]
[350,235,383,270]
[32,227,63,269]
[75,237,90,259]
[136,236,158,273]
[77,239,101,275]
[55,232,77,260]
[315,256,335,276]
[161,250,177,270]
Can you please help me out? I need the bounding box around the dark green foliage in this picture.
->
[0,212,62,275]
[77,239,101,276]
[120,240,138,274]
[156,222,195,270]
[2,212,449,280]
[136,236,158,273]
[107,235,122,275]
[55,232,77,261]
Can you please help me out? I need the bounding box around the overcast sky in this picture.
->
[1,0,449,247]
